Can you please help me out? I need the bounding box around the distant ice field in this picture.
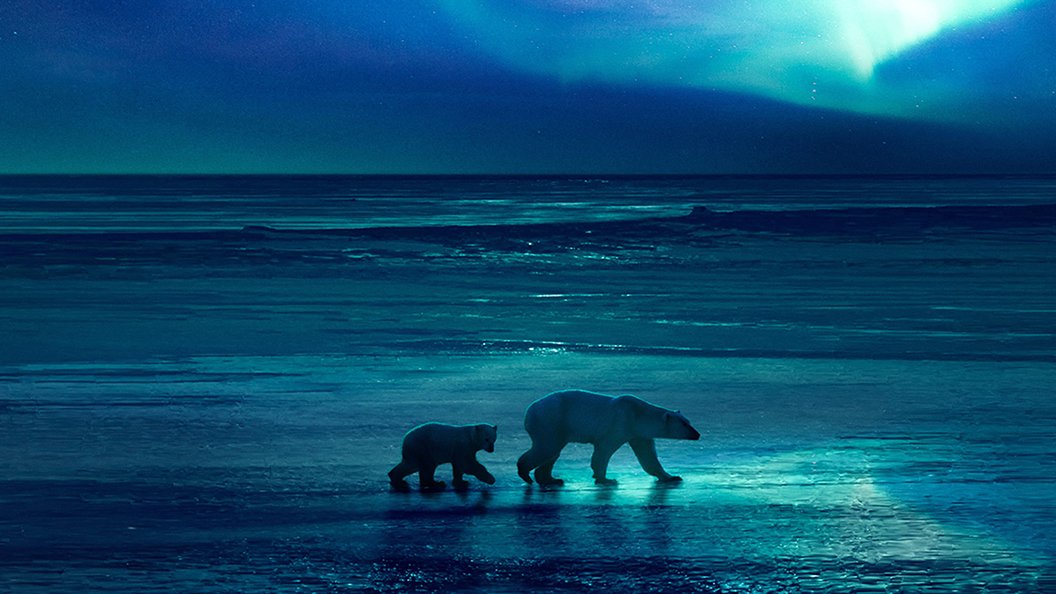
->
[2,174,1056,232]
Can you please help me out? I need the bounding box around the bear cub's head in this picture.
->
[474,424,498,452]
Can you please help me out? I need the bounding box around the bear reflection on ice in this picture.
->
[388,423,498,491]
[518,390,701,486]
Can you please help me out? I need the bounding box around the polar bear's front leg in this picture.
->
[629,437,681,482]
[591,440,624,485]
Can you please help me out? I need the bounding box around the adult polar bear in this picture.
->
[517,390,701,485]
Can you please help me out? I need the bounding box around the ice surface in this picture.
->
[1,176,1055,591]
[2,354,1054,591]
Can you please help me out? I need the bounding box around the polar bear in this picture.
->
[388,422,497,490]
[517,390,700,485]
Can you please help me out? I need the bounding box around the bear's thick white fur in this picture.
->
[388,422,497,490]
[517,390,700,485]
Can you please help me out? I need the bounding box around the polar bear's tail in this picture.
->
[523,399,539,436]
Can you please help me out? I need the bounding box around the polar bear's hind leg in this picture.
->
[533,453,564,486]
[388,459,416,489]
[517,441,563,484]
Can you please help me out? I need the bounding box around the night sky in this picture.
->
[2,0,1054,174]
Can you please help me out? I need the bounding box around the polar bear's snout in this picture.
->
[681,420,702,441]
[667,411,701,441]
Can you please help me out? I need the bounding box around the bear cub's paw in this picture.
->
[420,480,447,491]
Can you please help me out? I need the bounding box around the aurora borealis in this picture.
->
[1,0,1054,173]
[441,0,1035,116]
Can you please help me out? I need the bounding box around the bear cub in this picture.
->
[389,422,497,491]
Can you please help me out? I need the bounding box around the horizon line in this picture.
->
[2,172,1055,179]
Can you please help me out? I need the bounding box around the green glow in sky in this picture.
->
[439,0,1031,118]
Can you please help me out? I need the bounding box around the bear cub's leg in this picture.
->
[469,462,496,486]
[461,457,496,486]
[418,464,446,490]
[451,465,469,490]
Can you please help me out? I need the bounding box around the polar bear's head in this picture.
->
[474,424,498,452]
[623,395,701,441]
[663,410,701,441]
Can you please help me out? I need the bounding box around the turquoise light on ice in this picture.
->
[439,0,1031,118]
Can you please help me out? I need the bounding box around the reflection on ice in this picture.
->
[363,444,1045,591]
[690,445,1041,567]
